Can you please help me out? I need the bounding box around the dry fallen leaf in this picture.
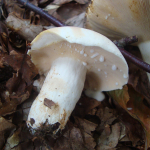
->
[6,14,43,41]
[108,85,150,148]
[0,38,38,116]
[52,0,72,5]
[0,21,9,54]
[5,122,32,150]
[57,2,87,21]
[3,50,38,86]
[73,95,101,118]
[54,126,87,150]
[113,99,145,147]
[75,0,91,4]
[1,1,149,150]
[52,0,90,5]
[54,117,97,150]
[0,117,16,149]
[65,12,86,27]
[74,117,97,149]
[97,123,121,150]
[127,46,150,105]
[4,0,25,18]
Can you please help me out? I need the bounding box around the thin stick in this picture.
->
[113,36,150,73]
[17,0,65,27]
[113,36,138,47]
[119,47,150,73]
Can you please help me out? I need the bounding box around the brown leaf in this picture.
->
[0,99,17,116]
[9,32,26,49]
[0,132,5,150]
[0,72,32,116]
[0,90,30,116]
[74,117,97,149]
[0,48,37,116]
[0,117,16,149]
[54,136,72,150]
[127,46,150,106]
[52,0,90,5]
[107,85,130,110]
[54,126,88,150]
[21,55,38,86]
[75,0,91,4]
[65,12,86,27]
[0,50,5,68]
[57,2,87,21]
[19,141,34,150]
[73,95,101,118]
[38,0,53,7]
[52,0,72,5]
[6,74,22,93]
[4,0,25,18]
[113,101,144,146]
[69,127,87,150]
[55,119,96,150]
[5,122,32,150]
[0,117,15,132]
[96,107,117,133]
[0,22,9,54]
[0,65,13,82]
[3,50,38,86]
[74,117,97,135]
[6,14,43,41]
[108,85,150,148]
[21,91,37,121]
[3,50,24,71]
[97,123,121,150]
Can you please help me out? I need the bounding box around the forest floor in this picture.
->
[0,0,150,149]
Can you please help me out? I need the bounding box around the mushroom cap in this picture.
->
[28,26,128,92]
[86,0,150,43]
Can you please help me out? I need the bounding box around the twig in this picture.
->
[113,36,138,47]
[16,0,150,73]
[17,0,65,27]
[119,47,150,73]
[113,36,150,73]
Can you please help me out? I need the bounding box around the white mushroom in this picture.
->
[86,0,150,80]
[27,27,128,135]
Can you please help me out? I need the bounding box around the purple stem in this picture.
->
[119,47,150,73]
[113,36,138,47]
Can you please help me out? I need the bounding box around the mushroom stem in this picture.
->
[138,41,150,80]
[27,57,87,133]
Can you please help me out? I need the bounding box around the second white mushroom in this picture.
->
[86,0,150,80]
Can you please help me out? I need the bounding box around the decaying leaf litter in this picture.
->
[0,0,150,149]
